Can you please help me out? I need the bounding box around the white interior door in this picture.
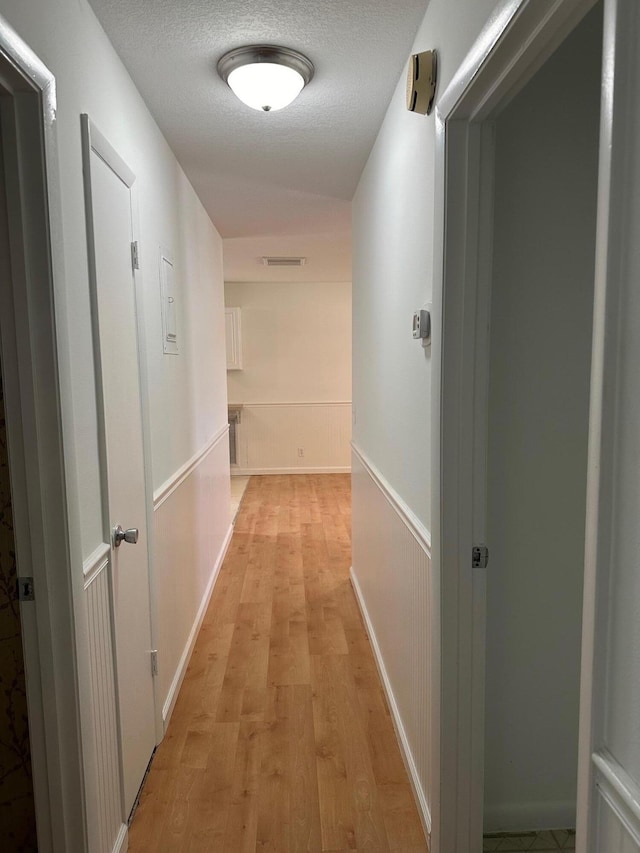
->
[82,118,156,816]
[576,1,640,850]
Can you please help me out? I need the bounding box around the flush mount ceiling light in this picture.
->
[217,45,314,112]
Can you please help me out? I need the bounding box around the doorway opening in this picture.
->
[0,21,88,851]
[0,302,37,851]
[483,3,602,845]
[433,0,605,848]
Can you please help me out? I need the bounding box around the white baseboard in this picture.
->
[484,801,577,834]
[161,523,234,729]
[350,566,432,839]
[232,466,351,475]
[112,822,127,853]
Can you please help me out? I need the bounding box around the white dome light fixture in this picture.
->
[218,45,314,112]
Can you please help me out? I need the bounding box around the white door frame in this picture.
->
[430,0,600,849]
[0,14,89,853]
[575,1,640,849]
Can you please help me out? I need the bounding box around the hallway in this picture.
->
[128,474,428,852]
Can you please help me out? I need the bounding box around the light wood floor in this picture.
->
[129,474,428,852]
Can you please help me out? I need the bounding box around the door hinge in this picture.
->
[150,650,158,677]
[472,544,489,569]
[131,241,140,271]
[17,577,35,601]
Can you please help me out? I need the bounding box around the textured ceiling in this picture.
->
[88,0,429,279]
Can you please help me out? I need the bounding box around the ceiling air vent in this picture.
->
[261,256,307,267]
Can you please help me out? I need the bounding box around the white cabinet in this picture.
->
[225,307,242,370]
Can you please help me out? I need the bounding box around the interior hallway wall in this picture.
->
[226,281,352,473]
[0,0,229,526]
[484,5,602,830]
[353,0,507,529]
[351,0,505,832]
[0,1,230,849]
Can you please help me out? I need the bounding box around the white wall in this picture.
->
[353,0,502,528]
[351,446,433,836]
[226,281,351,402]
[351,0,505,835]
[0,1,230,848]
[0,0,229,528]
[226,281,351,472]
[484,5,602,831]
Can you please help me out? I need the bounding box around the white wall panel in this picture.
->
[81,433,232,849]
[351,445,432,835]
[84,561,123,853]
[153,429,232,726]
[233,402,351,474]
[595,788,640,853]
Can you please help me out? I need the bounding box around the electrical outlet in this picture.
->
[297,447,304,457]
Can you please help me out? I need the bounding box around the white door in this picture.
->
[82,117,156,816]
[576,1,640,850]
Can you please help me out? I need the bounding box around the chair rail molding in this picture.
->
[153,423,230,509]
[82,542,111,587]
[350,441,431,555]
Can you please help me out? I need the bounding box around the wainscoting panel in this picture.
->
[350,444,432,836]
[592,751,640,853]
[81,427,233,850]
[232,402,351,474]
[153,427,233,727]
[595,786,640,852]
[84,555,123,853]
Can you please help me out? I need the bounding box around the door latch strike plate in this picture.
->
[472,545,489,569]
[150,650,158,677]
[17,577,35,601]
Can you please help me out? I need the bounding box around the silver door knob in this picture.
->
[113,525,139,547]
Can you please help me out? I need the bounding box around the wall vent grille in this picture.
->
[228,408,241,466]
[229,419,237,465]
[261,256,307,267]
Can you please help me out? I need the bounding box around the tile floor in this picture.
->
[230,474,250,522]
[483,829,576,851]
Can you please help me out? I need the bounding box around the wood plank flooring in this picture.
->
[129,474,428,852]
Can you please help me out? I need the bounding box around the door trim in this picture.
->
[575,1,640,848]
[0,14,88,852]
[430,0,600,849]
